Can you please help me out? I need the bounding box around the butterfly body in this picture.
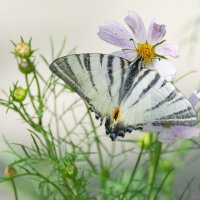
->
[50,53,198,140]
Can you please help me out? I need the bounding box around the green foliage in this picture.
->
[0,37,200,200]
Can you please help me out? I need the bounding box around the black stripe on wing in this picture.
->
[107,55,114,98]
[118,57,126,103]
[153,106,197,126]
[130,72,161,107]
[50,61,89,102]
[100,54,104,66]
[53,57,81,87]
[75,54,84,71]
[119,57,142,103]
[83,54,98,92]
[160,80,167,88]
[145,89,178,112]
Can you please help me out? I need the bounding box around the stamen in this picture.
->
[135,43,155,63]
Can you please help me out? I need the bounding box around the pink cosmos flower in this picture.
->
[98,11,179,81]
[144,91,200,143]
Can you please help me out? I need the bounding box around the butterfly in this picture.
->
[50,53,198,141]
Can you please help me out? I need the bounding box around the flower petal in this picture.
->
[149,59,176,81]
[124,11,146,43]
[143,123,163,132]
[173,126,200,138]
[155,43,179,58]
[147,20,166,45]
[112,49,137,61]
[188,91,200,107]
[158,129,176,143]
[98,20,133,48]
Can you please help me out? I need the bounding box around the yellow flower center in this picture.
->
[136,43,155,63]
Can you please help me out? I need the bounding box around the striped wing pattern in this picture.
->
[50,53,198,140]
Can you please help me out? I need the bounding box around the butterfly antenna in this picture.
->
[130,38,136,48]
[121,39,136,58]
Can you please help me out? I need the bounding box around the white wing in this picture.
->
[120,67,197,127]
[50,53,130,118]
[50,54,198,140]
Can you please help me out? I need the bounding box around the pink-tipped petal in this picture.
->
[173,126,200,139]
[158,129,176,143]
[188,91,200,107]
[150,59,176,81]
[155,43,179,58]
[98,20,133,49]
[124,11,146,43]
[112,49,137,61]
[147,20,166,45]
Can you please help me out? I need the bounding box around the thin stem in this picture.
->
[20,103,36,126]
[33,69,43,125]
[148,142,162,200]
[173,70,197,83]
[25,75,38,117]
[153,168,174,200]
[26,57,43,125]
[53,85,62,157]
[121,143,144,200]
[84,101,104,169]
[11,179,18,200]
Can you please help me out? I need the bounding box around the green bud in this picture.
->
[15,42,30,57]
[137,133,151,149]
[4,166,16,177]
[160,159,173,171]
[12,87,27,103]
[19,61,34,74]
[65,163,77,178]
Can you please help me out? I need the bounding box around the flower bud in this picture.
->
[19,61,34,74]
[12,87,27,103]
[15,42,30,57]
[137,133,151,149]
[65,163,77,178]
[160,159,173,171]
[4,166,16,177]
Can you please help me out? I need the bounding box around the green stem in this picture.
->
[53,85,62,157]
[148,141,162,200]
[33,70,43,125]
[84,101,104,169]
[121,142,144,200]
[173,70,197,83]
[25,75,38,118]
[25,57,43,125]
[20,103,36,127]
[20,103,55,159]
[11,179,18,200]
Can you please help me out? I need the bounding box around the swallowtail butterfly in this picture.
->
[50,54,198,141]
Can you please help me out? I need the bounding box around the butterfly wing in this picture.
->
[50,53,130,118]
[119,66,198,128]
[50,54,198,140]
